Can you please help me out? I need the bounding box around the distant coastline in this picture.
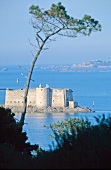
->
[1,60,111,73]
[35,60,111,73]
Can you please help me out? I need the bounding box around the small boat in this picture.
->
[1,68,8,71]
[16,78,19,84]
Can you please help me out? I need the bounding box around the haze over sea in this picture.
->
[0,65,111,150]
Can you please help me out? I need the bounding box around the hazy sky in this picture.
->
[0,0,111,65]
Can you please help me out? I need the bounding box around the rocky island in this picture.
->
[2,83,94,114]
[0,105,94,114]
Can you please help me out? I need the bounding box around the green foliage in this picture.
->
[29,5,42,17]
[0,107,38,155]
[29,2,101,38]
[51,2,70,19]
[45,114,111,169]
[49,118,91,149]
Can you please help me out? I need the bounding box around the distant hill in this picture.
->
[36,60,111,72]
[72,60,111,68]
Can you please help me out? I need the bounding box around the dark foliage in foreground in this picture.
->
[0,107,38,155]
[0,106,111,169]
[44,116,111,169]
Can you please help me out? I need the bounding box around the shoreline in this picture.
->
[0,105,94,114]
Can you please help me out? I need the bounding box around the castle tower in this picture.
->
[52,89,65,108]
[51,88,73,108]
[65,89,73,106]
[36,84,50,109]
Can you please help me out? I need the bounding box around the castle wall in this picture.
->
[5,89,36,107]
[5,89,25,107]
[69,101,74,109]
[27,89,36,106]
[52,89,65,108]
[69,101,78,108]
[5,85,74,109]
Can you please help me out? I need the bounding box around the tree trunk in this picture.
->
[20,42,45,126]
[19,31,62,126]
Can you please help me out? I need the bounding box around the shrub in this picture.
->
[44,115,111,169]
[0,107,38,155]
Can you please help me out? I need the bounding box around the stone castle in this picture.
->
[5,84,78,109]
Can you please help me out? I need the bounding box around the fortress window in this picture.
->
[18,101,20,103]
[14,101,16,103]
[22,101,23,103]
[30,101,31,103]
[10,101,12,103]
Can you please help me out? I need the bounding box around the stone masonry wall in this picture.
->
[27,89,36,106]
[5,89,36,107]
[52,89,65,108]
[5,85,74,109]
[5,89,24,107]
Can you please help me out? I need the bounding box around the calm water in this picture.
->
[0,65,111,150]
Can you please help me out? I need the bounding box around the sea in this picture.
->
[0,65,111,150]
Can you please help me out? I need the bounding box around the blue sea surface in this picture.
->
[0,65,111,150]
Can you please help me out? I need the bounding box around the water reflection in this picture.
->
[15,111,111,151]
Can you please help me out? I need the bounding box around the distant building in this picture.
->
[5,84,78,109]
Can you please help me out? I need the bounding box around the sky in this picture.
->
[0,0,111,65]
